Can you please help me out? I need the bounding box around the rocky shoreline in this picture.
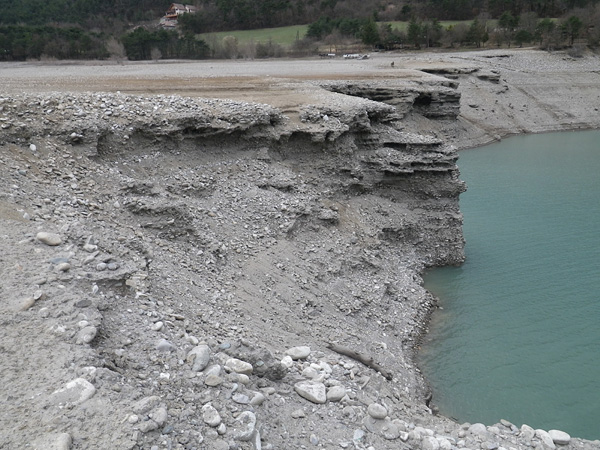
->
[1,49,600,450]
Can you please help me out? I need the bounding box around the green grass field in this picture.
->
[200,24,309,47]
[199,20,481,48]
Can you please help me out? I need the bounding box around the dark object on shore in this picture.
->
[327,342,393,380]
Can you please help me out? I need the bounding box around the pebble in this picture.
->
[422,435,440,450]
[138,420,158,433]
[285,345,311,360]
[294,381,326,404]
[291,409,306,418]
[155,339,176,352]
[224,357,253,375]
[149,407,168,426]
[187,344,211,372]
[151,321,163,331]
[202,404,221,427]
[75,326,97,344]
[56,262,71,272]
[133,396,161,414]
[280,355,294,368]
[233,411,256,441]
[232,393,250,404]
[36,232,62,246]
[19,297,36,311]
[535,429,556,449]
[469,422,488,437]
[250,392,266,406]
[49,378,96,407]
[367,403,388,420]
[326,385,346,402]
[549,429,571,445]
[30,432,71,450]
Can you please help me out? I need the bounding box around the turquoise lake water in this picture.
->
[418,130,600,440]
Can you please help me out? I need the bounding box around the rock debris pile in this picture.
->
[1,64,599,450]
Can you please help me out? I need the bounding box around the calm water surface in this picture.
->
[419,130,600,440]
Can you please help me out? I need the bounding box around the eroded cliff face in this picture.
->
[0,80,466,449]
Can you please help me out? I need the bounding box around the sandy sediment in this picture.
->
[1,49,599,449]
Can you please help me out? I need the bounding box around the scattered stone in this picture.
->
[250,392,266,406]
[232,393,250,404]
[549,429,571,445]
[224,357,253,375]
[138,420,158,433]
[280,355,294,368]
[367,403,388,420]
[75,326,97,344]
[205,374,223,386]
[74,299,92,308]
[19,297,36,311]
[469,422,488,437]
[520,424,535,441]
[187,344,211,372]
[151,321,163,331]
[233,411,256,441]
[536,429,556,449]
[202,404,221,427]
[326,385,346,402]
[49,378,95,407]
[149,407,168,427]
[156,339,176,352]
[133,396,161,414]
[56,262,71,272]
[285,345,311,360]
[30,432,71,450]
[291,409,306,419]
[294,381,326,404]
[422,435,440,450]
[36,232,62,246]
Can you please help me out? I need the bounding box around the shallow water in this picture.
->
[418,130,600,440]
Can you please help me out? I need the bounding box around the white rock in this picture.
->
[422,436,440,450]
[75,326,97,344]
[202,404,222,427]
[250,392,266,406]
[36,232,62,246]
[535,429,556,449]
[326,385,346,402]
[150,407,168,426]
[285,346,311,360]
[367,403,388,420]
[30,432,71,450]
[234,411,256,441]
[548,430,570,445]
[469,423,488,437]
[280,355,294,368]
[294,381,327,404]
[437,437,452,449]
[133,396,161,414]
[520,424,535,441]
[225,357,253,375]
[302,366,319,379]
[49,378,95,407]
[187,344,211,372]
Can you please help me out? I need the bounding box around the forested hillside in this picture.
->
[1,0,599,61]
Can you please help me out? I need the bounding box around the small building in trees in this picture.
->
[161,3,198,28]
[165,3,198,19]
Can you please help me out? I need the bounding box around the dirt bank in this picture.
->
[1,49,599,450]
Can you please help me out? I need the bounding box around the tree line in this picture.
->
[0,0,599,61]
